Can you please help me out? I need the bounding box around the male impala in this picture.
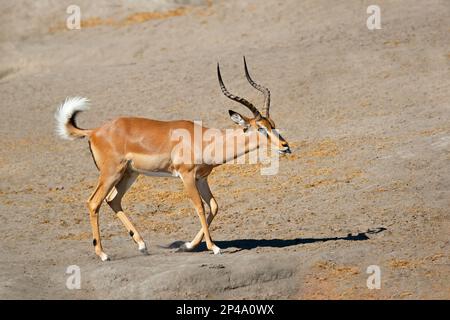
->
[55,58,291,261]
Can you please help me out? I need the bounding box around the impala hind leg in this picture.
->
[181,174,221,255]
[180,178,219,252]
[106,170,148,254]
[87,170,124,261]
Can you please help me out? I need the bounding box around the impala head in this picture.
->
[217,57,291,154]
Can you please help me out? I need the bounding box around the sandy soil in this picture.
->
[0,0,449,299]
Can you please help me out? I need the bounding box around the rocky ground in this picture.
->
[0,0,449,299]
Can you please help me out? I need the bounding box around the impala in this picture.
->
[55,57,291,261]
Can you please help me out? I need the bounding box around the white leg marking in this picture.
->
[100,252,110,261]
[105,187,118,202]
[212,245,221,255]
[138,241,147,251]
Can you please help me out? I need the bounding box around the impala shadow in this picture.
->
[166,227,386,252]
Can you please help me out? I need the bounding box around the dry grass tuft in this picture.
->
[314,261,360,276]
[57,231,91,240]
[389,259,417,269]
[136,217,181,234]
[49,5,206,33]
[124,8,188,24]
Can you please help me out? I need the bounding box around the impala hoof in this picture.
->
[212,245,221,255]
[138,242,149,255]
[99,253,110,261]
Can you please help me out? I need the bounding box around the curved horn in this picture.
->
[243,56,271,118]
[217,63,261,119]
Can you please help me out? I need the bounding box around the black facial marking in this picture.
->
[258,127,269,137]
[93,239,97,246]
[129,230,134,237]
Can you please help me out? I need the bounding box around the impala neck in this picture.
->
[204,128,264,165]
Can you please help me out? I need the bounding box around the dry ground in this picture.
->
[0,0,449,299]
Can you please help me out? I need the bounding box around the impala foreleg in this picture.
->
[182,178,219,250]
[181,175,221,254]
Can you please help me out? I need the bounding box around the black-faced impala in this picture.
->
[55,57,291,261]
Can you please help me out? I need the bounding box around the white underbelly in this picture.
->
[127,152,178,178]
[141,170,177,178]
[130,167,178,178]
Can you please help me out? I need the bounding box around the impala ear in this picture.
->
[229,110,250,128]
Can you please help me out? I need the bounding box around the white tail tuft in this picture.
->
[54,97,90,140]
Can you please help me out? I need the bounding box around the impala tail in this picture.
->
[54,96,92,140]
